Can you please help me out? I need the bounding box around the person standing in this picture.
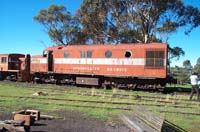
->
[189,72,199,101]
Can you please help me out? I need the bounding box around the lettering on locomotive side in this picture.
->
[31,58,40,63]
[107,67,127,72]
[71,66,127,73]
[31,58,47,64]
[72,66,100,71]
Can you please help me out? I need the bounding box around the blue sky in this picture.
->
[0,0,200,67]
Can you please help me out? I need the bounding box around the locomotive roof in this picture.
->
[45,43,167,51]
[0,53,25,56]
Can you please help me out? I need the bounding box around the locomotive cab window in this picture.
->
[43,50,47,57]
[105,50,112,58]
[1,57,7,63]
[125,50,132,58]
[146,51,164,68]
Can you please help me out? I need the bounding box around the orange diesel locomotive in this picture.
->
[30,43,168,90]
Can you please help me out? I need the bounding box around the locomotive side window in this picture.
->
[125,51,132,58]
[105,50,112,58]
[146,51,164,68]
[80,51,85,58]
[80,51,93,58]
[43,50,47,57]
[64,51,70,58]
[87,51,92,58]
[1,57,7,63]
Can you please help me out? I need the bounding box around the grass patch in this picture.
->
[0,82,199,131]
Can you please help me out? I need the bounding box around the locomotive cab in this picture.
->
[0,54,25,71]
[0,54,25,80]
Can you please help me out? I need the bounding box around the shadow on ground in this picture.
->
[163,85,191,94]
[162,120,187,132]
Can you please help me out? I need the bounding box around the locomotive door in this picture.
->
[25,54,31,73]
[48,51,54,72]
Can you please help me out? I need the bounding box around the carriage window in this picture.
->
[87,51,92,58]
[146,51,164,68]
[80,51,85,58]
[105,50,112,58]
[125,51,132,58]
[1,57,7,63]
[64,51,70,58]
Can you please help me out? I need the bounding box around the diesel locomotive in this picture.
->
[0,43,169,90]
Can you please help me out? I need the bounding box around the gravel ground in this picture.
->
[31,110,131,132]
[0,110,131,132]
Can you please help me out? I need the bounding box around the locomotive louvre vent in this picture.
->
[125,50,132,58]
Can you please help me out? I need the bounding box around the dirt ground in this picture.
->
[31,111,131,132]
[0,110,131,132]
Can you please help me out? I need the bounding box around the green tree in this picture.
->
[183,59,192,73]
[194,57,200,73]
[168,46,185,73]
[79,0,200,43]
[77,0,109,44]
[168,46,185,62]
[197,57,200,65]
[34,4,85,45]
[34,1,200,51]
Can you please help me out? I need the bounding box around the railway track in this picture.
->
[1,81,200,116]
[1,94,200,116]
[0,81,192,99]
[0,82,198,106]
[0,94,195,108]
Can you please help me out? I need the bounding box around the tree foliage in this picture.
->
[171,57,200,84]
[168,46,185,62]
[34,4,86,45]
[196,57,200,65]
[194,57,200,73]
[34,1,200,45]
[78,0,200,43]
[183,59,192,69]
